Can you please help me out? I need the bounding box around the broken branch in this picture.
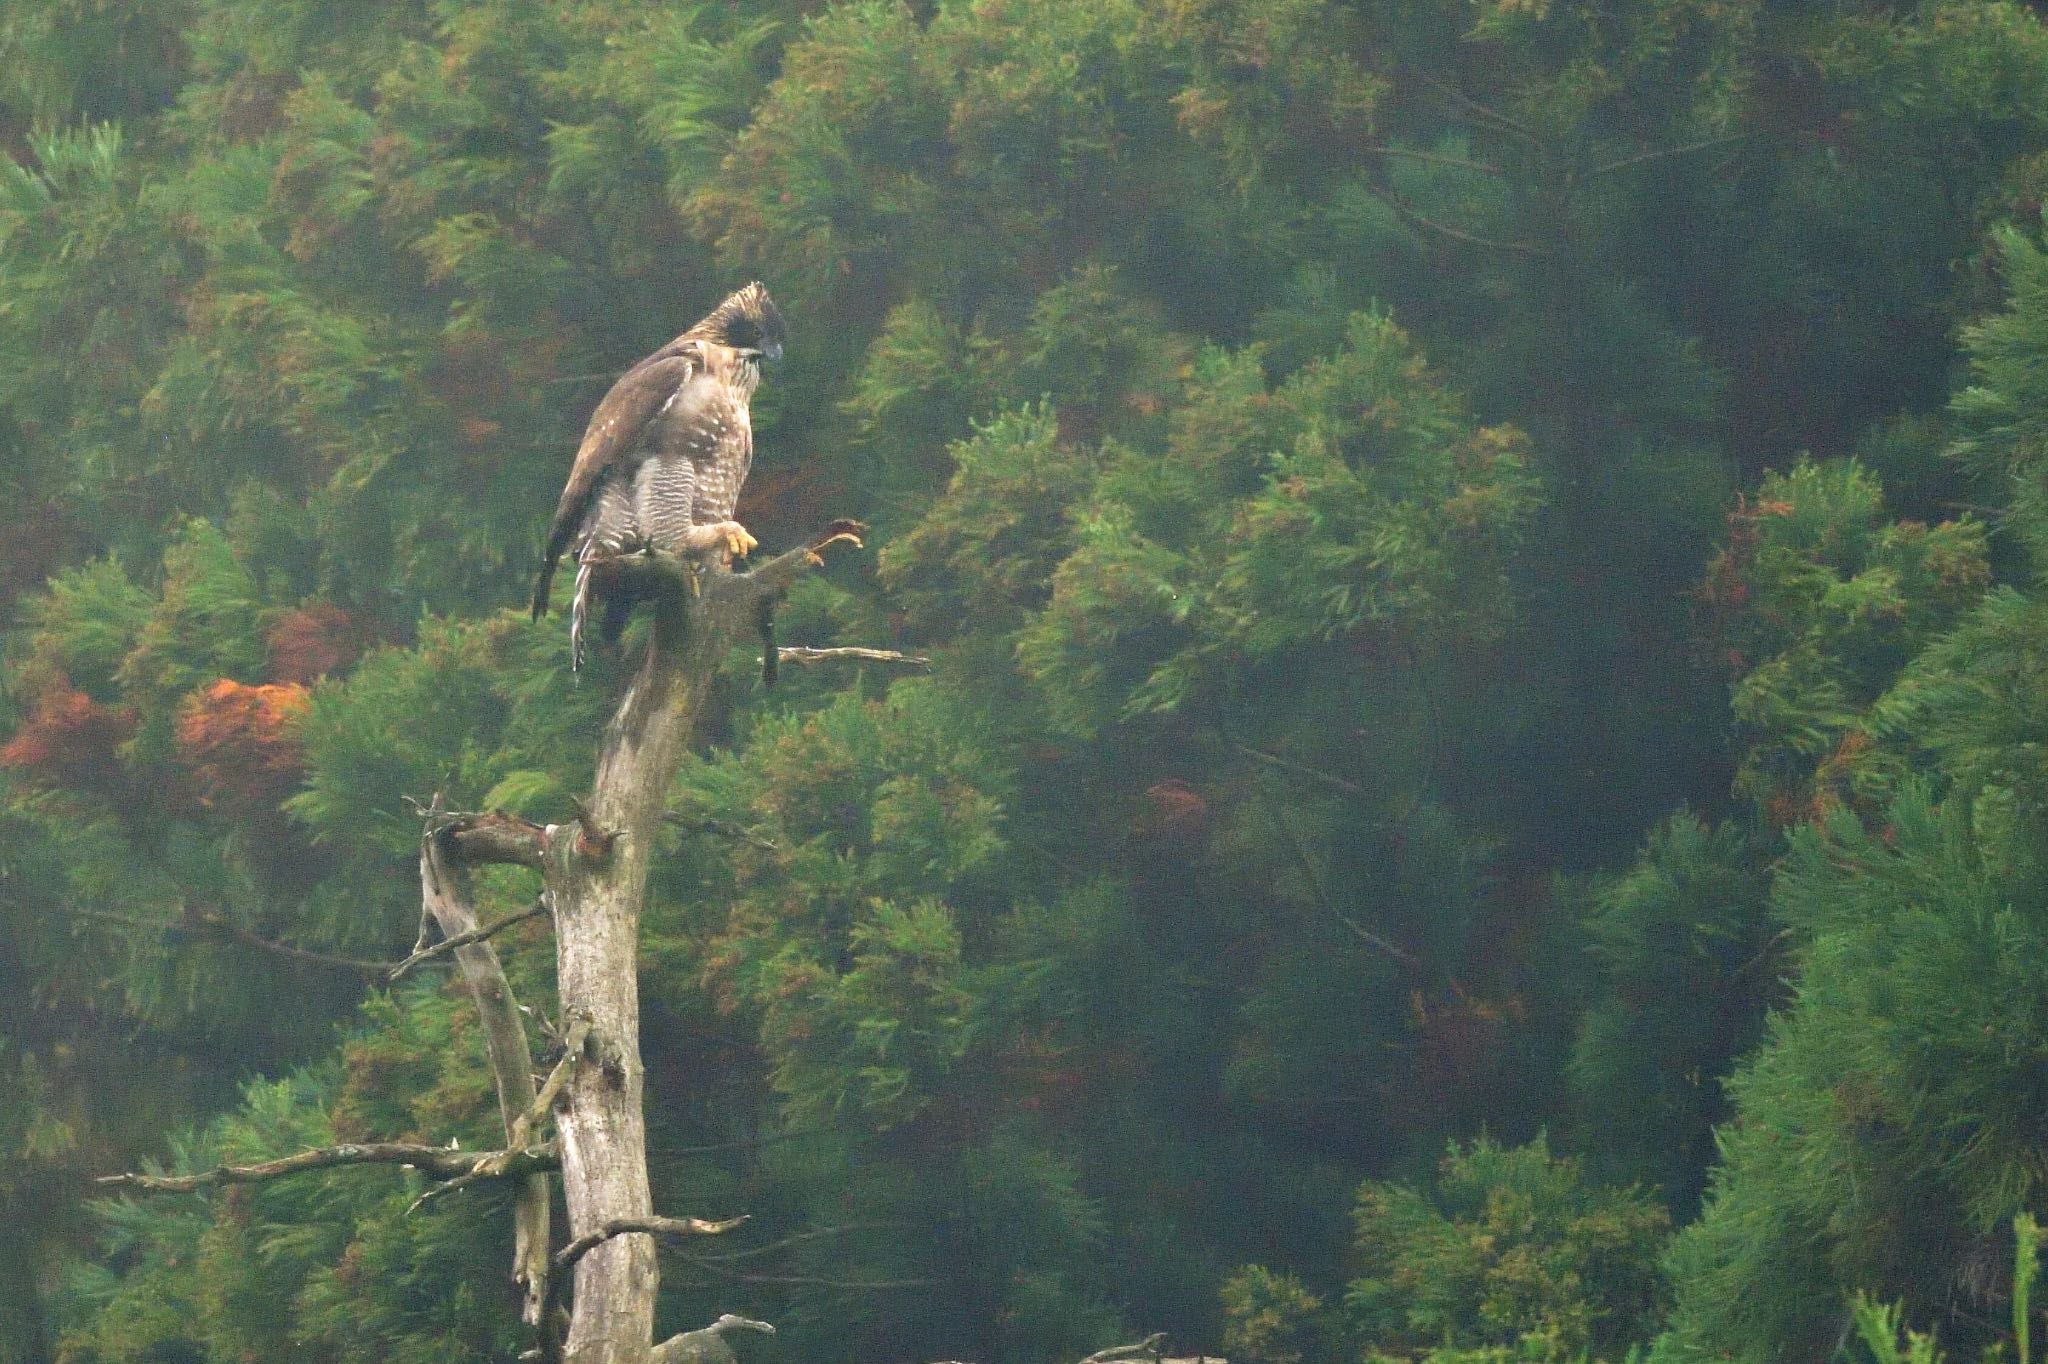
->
[404,799,549,869]
[510,1015,593,1150]
[555,1215,750,1275]
[567,797,619,858]
[99,1141,558,1193]
[538,1214,748,1360]
[774,645,931,669]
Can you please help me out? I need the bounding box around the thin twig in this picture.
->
[388,901,549,982]
[683,1222,912,1264]
[1374,189,1546,256]
[185,908,391,976]
[1367,145,1501,175]
[1228,741,1367,796]
[1413,70,1539,143]
[1730,927,1795,981]
[1265,806,1423,974]
[1587,133,1747,179]
[57,906,191,940]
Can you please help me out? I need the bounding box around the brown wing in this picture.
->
[531,345,700,619]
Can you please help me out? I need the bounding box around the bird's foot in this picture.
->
[714,521,758,561]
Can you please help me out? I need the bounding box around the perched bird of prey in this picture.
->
[530,282,786,667]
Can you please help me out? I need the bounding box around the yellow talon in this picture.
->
[726,525,758,558]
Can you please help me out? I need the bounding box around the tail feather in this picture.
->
[569,557,593,672]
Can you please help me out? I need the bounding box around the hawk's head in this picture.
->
[687,282,786,366]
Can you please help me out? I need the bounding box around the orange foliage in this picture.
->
[1764,791,1803,829]
[1132,778,1211,846]
[173,679,311,813]
[266,603,367,683]
[0,681,136,793]
[458,415,502,447]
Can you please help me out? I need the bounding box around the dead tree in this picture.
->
[105,522,926,1364]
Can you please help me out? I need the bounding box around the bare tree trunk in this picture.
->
[102,524,910,1364]
[546,590,703,1363]
[540,531,872,1364]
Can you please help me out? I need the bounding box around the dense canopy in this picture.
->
[8,0,2048,1361]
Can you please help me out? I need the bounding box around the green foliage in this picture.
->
[57,994,529,1364]
[1568,815,1775,1212]
[881,404,1093,636]
[1013,311,1538,738]
[11,0,2048,1359]
[1956,220,2048,571]
[12,557,154,701]
[1850,1296,1947,1364]
[1220,1265,1329,1364]
[1702,458,1989,824]
[1654,786,2048,1363]
[1345,1136,1669,1362]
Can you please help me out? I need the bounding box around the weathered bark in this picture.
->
[542,531,859,1364]
[421,828,554,1327]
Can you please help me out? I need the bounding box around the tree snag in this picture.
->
[537,527,861,1364]
[102,523,875,1364]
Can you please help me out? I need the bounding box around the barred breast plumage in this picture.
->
[530,282,783,669]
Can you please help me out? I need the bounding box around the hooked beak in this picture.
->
[763,340,783,364]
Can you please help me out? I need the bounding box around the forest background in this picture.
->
[9,0,2048,1360]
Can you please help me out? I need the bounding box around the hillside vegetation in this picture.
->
[7,0,2048,1360]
